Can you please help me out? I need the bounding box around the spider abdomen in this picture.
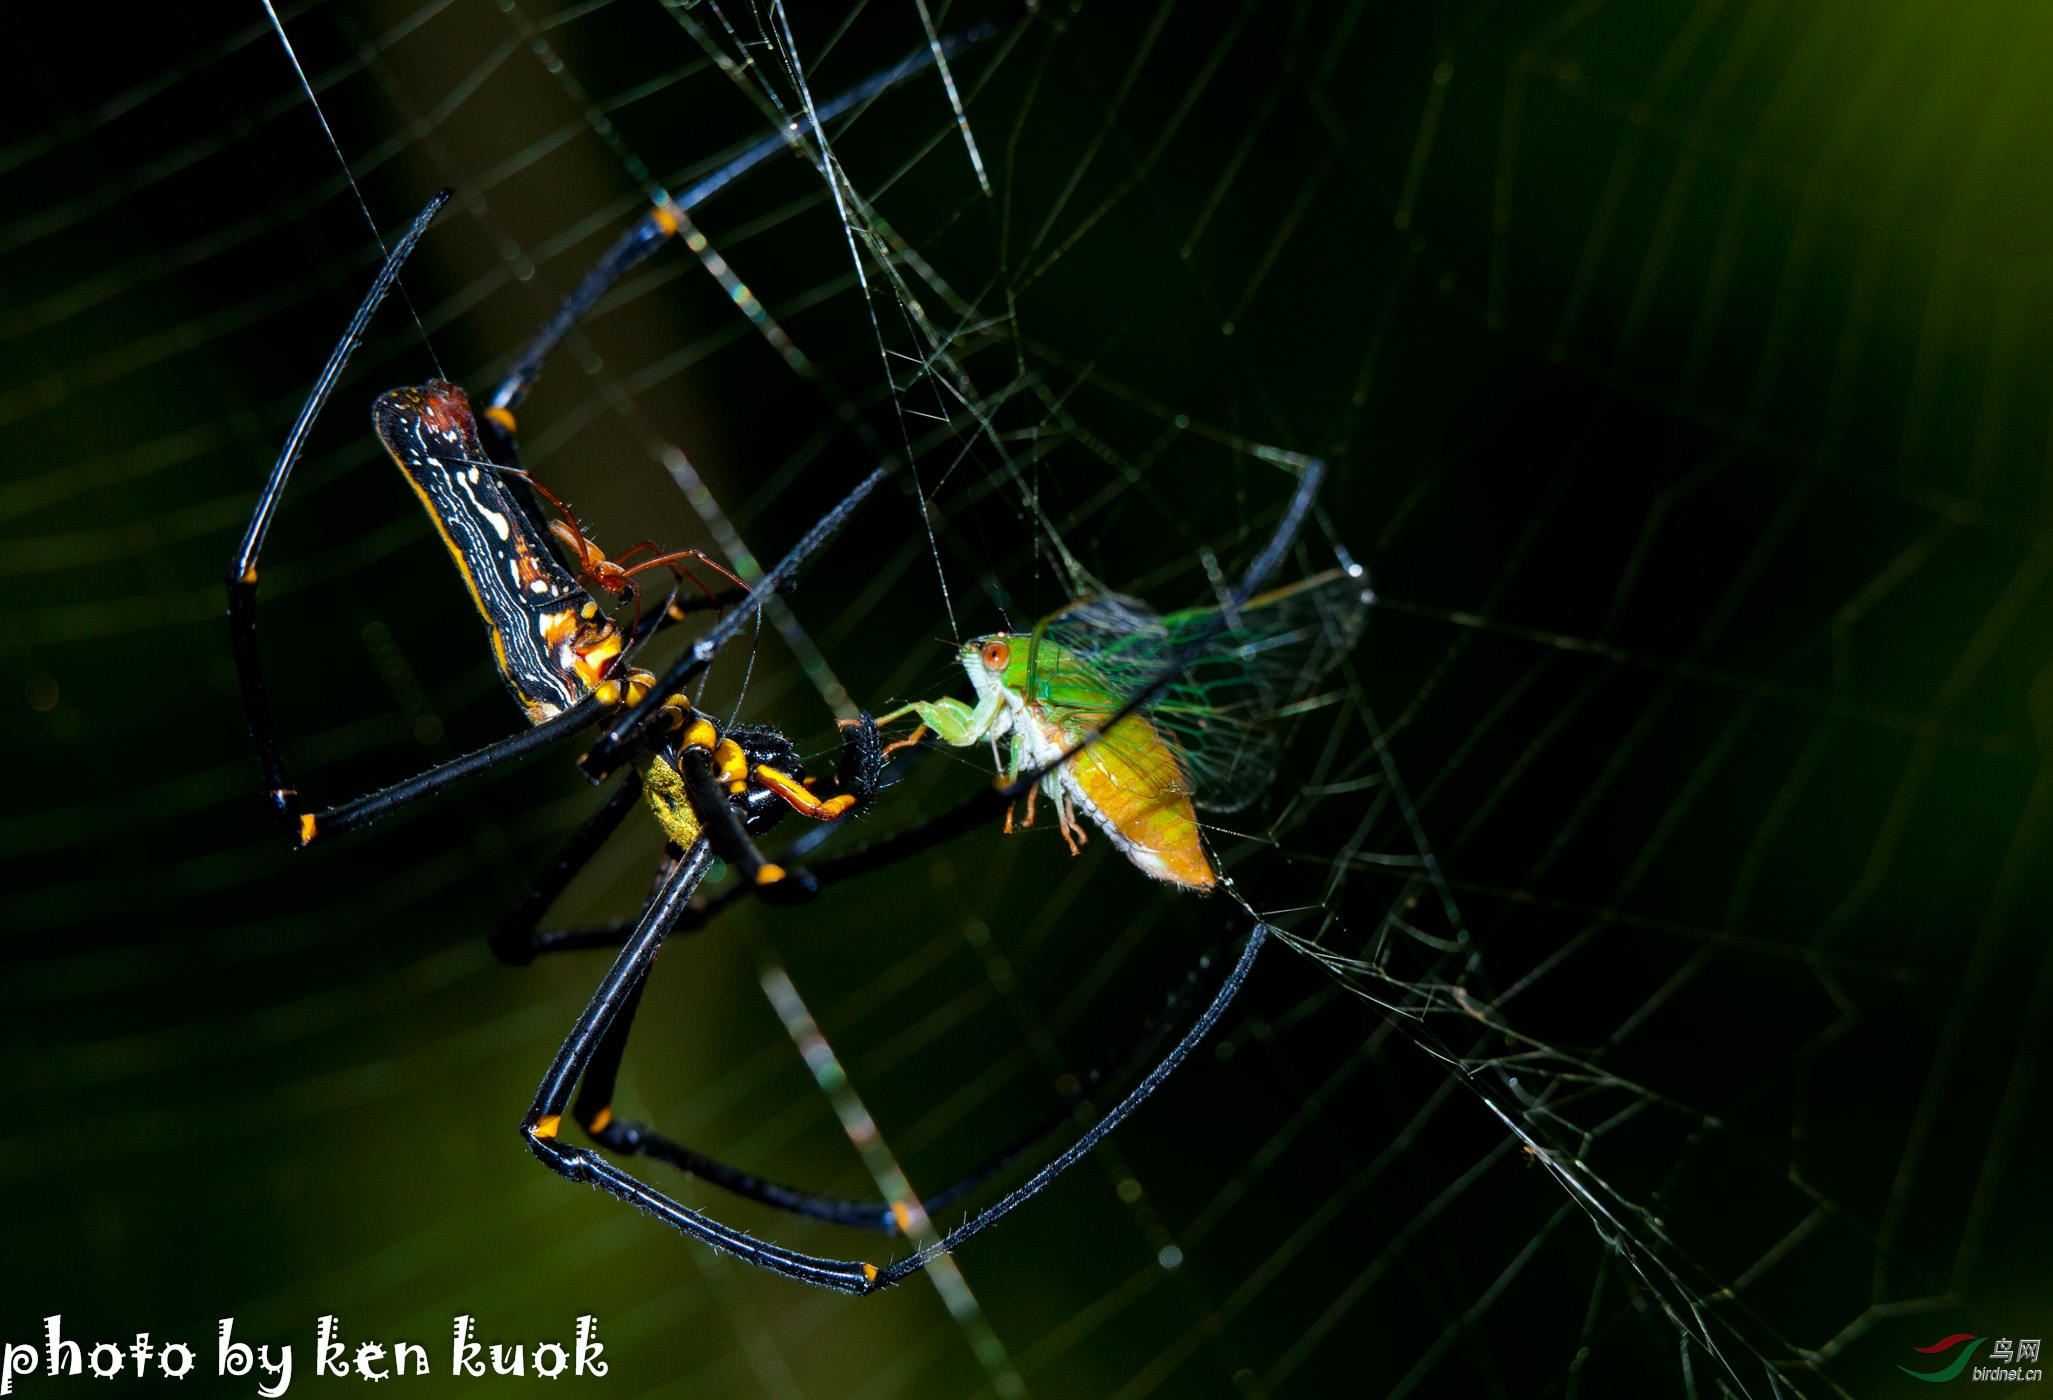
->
[373,380,617,723]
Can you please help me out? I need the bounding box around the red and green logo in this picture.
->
[1900,1335,1985,1383]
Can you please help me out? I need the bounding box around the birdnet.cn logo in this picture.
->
[1899,1333,2042,1384]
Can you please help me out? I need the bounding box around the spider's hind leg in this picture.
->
[567,948,899,1235]
[516,841,883,1293]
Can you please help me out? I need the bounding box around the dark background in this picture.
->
[3,1,2050,1396]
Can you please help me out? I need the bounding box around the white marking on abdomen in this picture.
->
[456,473,512,540]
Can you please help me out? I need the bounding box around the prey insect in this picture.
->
[507,467,748,640]
[227,24,1343,1296]
[881,571,1371,889]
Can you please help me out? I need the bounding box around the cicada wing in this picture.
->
[1030,598,1237,808]
[1158,569,1369,810]
[1174,568,1370,707]
[1033,568,1369,814]
[1153,702,1280,813]
[1027,595,1166,697]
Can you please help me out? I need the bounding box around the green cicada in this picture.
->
[879,567,1370,890]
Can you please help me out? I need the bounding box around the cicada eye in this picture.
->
[980,639,1011,671]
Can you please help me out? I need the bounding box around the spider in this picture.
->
[505,466,748,640]
[226,166,1315,1291]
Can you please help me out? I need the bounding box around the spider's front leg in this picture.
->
[795,712,889,816]
[669,713,885,902]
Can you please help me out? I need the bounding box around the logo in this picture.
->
[1900,1333,2041,1384]
[1901,1335,1986,1383]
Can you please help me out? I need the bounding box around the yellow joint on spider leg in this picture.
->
[650,200,684,237]
[593,679,622,707]
[861,1264,879,1284]
[483,406,517,435]
[756,864,786,885]
[533,1115,562,1140]
[712,739,748,784]
[586,1106,613,1133]
[890,1201,914,1235]
[574,633,624,689]
[683,718,719,751]
[649,691,693,733]
[298,813,318,845]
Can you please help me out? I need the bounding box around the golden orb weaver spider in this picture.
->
[225,61,1332,1291]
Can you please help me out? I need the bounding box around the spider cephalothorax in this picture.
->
[718,725,812,835]
[629,698,887,900]
[508,460,747,640]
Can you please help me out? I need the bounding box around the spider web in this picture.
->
[3,1,2050,1398]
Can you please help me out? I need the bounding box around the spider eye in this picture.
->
[980,639,1010,671]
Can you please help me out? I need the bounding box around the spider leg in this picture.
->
[665,583,775,617]
[521,835,1270,1292]
[621,549,747,616]
[581,466,886,780]
[483,19,1014,417]
[493,465,612,585]
[816,713,889,809]
[761,757,1018,904]
[873,923,1268,1287]
[227,191,618,847]
[497,715,891,963]
[336,700,606,846]
[881,723,926,759]
[485,723,1259,1270]
[564,905,1248,1240]
[619,573,644,645]
[477,448,575,576]
[506,469,583,537]
[677,744,818,900]
[497,467,644,615]
[752,763,859,821]
[623,549,746,588]
[495,765,1252,1248]
[228,195,447,835]
[568,954,900,1235]
[519,840,882,1293]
